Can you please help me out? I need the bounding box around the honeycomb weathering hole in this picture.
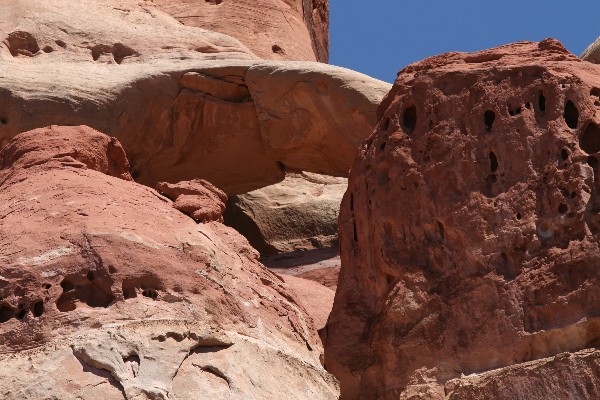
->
[484,110,495,132]
[489,151,499,172]
[538,92,546,112]
[580,123,600,154]
[564,100,579,129]
[403,106,417,133]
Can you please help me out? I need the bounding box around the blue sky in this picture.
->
[330,1,600,83]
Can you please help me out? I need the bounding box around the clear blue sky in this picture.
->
[330,0,600,83]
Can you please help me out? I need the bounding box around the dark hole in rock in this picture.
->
[489,151,499,172]
[508,105,522,116]
[55,40,67,48]
[142,289,158,300]
[403,106,417,133]
[0,117,8,125]
[580,123,600,154]
[112,43,138,64]
[386,274,395,285]
[271,45,284,54]
[379,142,386,151]
[538,92,546,112]
[6,31,40,57]
[490,174,497,183]
[559,203,568,214]
[564,100,579,129]
[57,279,115,312]
[205,0,223,4]
[0,306,13,323]
[525,102,531,109]
[16,308,26,320]
[108,265,117,274]
[592,88,600,98]
[561,148,570,160]
[131,169,141,180]
[516,213,522,220]
[60,279,74,292]
[87,271,95,281]
[33,301,44,317]
[381,118,390,131]
[353,220,358,242]
[43,283,52,289]
[123,354,141,377]
[571,191,578,198]
[42,46,53,53]
[436,220,445,240]
[484,110,495,132]
[123,283,137,299]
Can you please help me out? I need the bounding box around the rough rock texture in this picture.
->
[224,173,346,255]
[0,125,339,399]
[152,0,329,62]
[326,39,600,398]
[281,275,334,332]
[262,247,341,290]
[157,180,227,223]
[0,1,389,193]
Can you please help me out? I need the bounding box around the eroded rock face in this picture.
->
[0,1,389,193]
[326,39,600,398]
[0,126,339,399]
[224,173,346,255]
[152,0,329,62]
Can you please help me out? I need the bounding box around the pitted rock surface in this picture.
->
[0,125,339,399]
[326,39,600,399]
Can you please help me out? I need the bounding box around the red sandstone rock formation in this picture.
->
[152,0,329,62]
[0,0,389,193]
[326,39,600,398]
[0,125,339,399]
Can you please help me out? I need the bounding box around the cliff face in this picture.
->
[326,39,600,399]
[152,0,329,62]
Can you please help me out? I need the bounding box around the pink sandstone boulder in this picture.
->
[326,39,600,399]
[0,125,339,399]
[157,179,228,223]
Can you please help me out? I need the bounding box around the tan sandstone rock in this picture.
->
[582,36,600,64]
[224,172,346,255]
[152,0,329,62]
[0,125,339,399]
[326,39,600,398]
